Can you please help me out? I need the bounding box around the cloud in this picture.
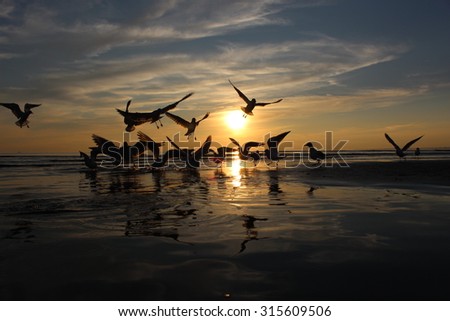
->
[0,0,14,19]
[0,1,290,59]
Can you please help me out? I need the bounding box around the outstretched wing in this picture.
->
[0,103,22,118]
[197,112,210,123]
[166,136,189,159]
[402,135,423,151]
[137,131,156,143]
[384,133,401,152]
[161,92,194,113]
[194,135,212,160]
[116,108,127,117]
[266,131,291,149]
[229,79,250,104]
[242,141,264,154]
[91,134,118,150]
[165,111,190,128]
[229,137,241,148]
[255,99,283,107]
[24,103,41,112]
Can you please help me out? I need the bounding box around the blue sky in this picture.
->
[1,0,449,152]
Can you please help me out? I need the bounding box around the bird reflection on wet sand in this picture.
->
[238,215,269,254]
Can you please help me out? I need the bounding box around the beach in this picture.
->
[1,155,450,300]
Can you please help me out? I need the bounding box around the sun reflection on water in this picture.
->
[231,157,242,188]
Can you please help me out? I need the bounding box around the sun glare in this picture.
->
[225,110,247,130]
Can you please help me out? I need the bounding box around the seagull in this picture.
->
[136,131,164,160]
[0,103,41,128]
[164,111,210,139]
[91,134,150,166]
[304,142,326,163]
[166,135,212,168]
[384,133,423,159]
[229,138,263,165]
[414,147,421,157]
[264,131,291,165]
[79,151,98,169]
[228,79,282,117]
[116,92,193,132]
[208,147,236,166]
[151,149,182,168]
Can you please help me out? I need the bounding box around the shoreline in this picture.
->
[296,159,450,190]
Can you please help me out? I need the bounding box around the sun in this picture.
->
[225,110,247,130]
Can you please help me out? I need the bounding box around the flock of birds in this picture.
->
[1,79,424,170]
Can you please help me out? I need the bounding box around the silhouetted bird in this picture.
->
[208,147,235,166]
[165,111,210,139]
[264,131,291,165]
[80,151,98,169]
[415,147,421,157]
[91,134,150,166]
[136,131,164,160]
[228,79,282,117]
[166,135,212,168]
[304,142,326,163]
[229,138,263,165]
[116,92,193,132]
[151,149,182,168]
[0,103,41,128]
[384,133,423,159]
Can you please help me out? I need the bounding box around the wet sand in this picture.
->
[1,157,450,300]
[301,159,450,189]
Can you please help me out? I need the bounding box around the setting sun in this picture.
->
[225,110,247,130]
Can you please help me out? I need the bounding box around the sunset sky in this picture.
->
[1,0,449,153]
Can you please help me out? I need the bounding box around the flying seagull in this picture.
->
[165,111,210,139]
[384,133,423,159]
[91,134,150,166]
[228,79,282,117]
[229,138,264,165]
[166,135,212,168]
[136,131,164,160]
[208,146,235,166]
[0,103,41,128]
[264,131,291,165]
[304,142,326,163]
[116,92,193,132]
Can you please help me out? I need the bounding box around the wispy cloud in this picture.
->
[0,0,14,19]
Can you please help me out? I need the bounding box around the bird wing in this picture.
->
[197,112,210,123]
[266,131,291,148]
[164,111,190,128]
[137,131,156,144]
[24,103,41,112]
[255,99,283,107]
[0,103,22,118]
[161,92,194,113]
[116,109,161,124]
[229,137,241,148]
[125,100,132,112]
[384,133,401,152]
[242,141,264,154]
[166,136,189,159]
[194,135,212,159]
[402,135,423,151]
[91,134,118,150]
[229,79,250,104]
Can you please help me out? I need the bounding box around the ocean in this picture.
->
[1,151,450,300]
